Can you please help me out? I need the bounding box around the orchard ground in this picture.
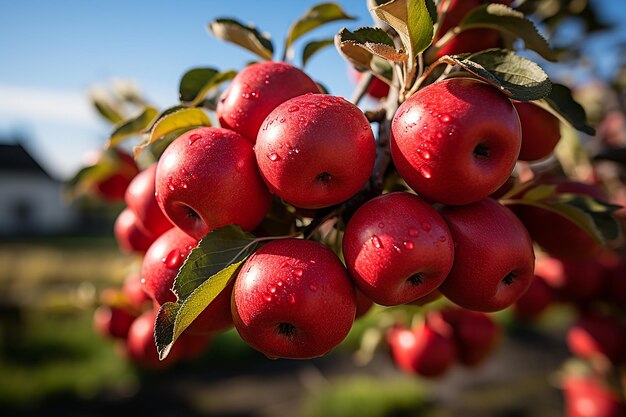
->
[1,233,577,417]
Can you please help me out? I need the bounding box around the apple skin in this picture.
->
[512,274,553,320]
[93,305,136,340]
[509,179,608,260]
[513,101,562,161]
[355,289,374,319]
[437,308,500,367]
[122,273,151,310]
[342,192,454,306]
[94,149,139,201]
[391,78,521,205]
[347,66,390,99]
[141,227,233,334]
[387,321,457,377]
[217,61,320,143]
[156,127,272,240]
[438,198,535,312]
[563,375,626,417]
[114,208,155,253]
[255,94,376,209]
[232,238,356,359]
[567,313,626,364]
[125,164,173,238]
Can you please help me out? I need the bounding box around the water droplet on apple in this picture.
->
[277,281,283,287]
[288,105,299,113]
[420,168,431,178]
[370,235,383,249]
[309,259,316,264]
[408,227,420,237]
[163,249,182,269]
[392,244,402,253]
[441,114,451,122]
[288,294,296,304]
[378,222,385,229]
[309,283,318,292]
[292,268,303,278]
[403,241,414,250]
[279,118,286,123]
[140,278,146,284]
[422,150,431,159]
[188,133,202,145]
[421,221,432,231]
[181,183,188,189]
[280,261,291,268]
[268,285,277,294]
[267,153,281,161]
[263,293,272,302]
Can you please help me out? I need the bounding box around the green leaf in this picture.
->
[91,94,124,125]
[179,68,237,106]
[173,225,258,300]
[285,3,355,53]
[443,49,552,101]
[65,149,131,197]
[208,18,274,60]
[522,184,557,201]
[337,27,406,62]
[107,106,158,148]
[460,4,557,62]
[134,107,212,157]
[302,38,335,67]
[372,0,435,76]
[542,83,595,135]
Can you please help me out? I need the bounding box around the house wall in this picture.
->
[0,173,78,235]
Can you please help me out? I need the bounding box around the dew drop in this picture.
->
[421,221,432,231]
[140,278,146,284]
[181,183,188,189]
[267,153,281,161]
[263,293,272,302]
[408,227,420,237]
[168,183,175,191]
[309,259,316,264]
[378,222,385,229]
[188,133,202,144]
[268,285,277,294]
[420,168,431,179]
[403,241,415,250]
[288,294,296,304]
[279,118,286,123]
[441,114,451,122]
[163,249,182,269]
[292,268,303,278]
[280,260,291,268]
[277,281,284,287]
[288,105,300,113]
[309,283,318,292]
[370,235,383,249]
[393,244,402,253]
[422,150,431,159]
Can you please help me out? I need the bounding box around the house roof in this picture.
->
[0,143,53,179]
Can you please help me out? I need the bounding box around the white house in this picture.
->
[0,142,79,236]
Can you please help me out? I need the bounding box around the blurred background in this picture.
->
[1,0,626,416]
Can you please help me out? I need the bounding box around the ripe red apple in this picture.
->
[122,273,151,310]
[342,192,454,306]
[92,149,139,201]
[534,256,605,304]
[114,208,155,253]
[347,66,390,99]
[510,179,608,259]
[141,227,233,334]
[437,308,500,367]
[562,375,626,417]
[93,305,136,340]
[125,163,173,238]
[438,198,535,312]
[232,238,356,359]
[391,78,521,205]
[126,310,183,369]
[355,289,374,319]
[512,274,553,320]
[217,61,320,142]
[567,313,626,364]
[387,320,457,377]
[156,127,272,240]
[255,94,376,209]
[513,101,562,161]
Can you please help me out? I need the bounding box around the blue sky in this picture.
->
[1,0,624,179]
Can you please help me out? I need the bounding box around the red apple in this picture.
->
[347,66,390,99]
[512,274,553,320]
[232,238,356,359]
[534,256,605,304]
[387,320,457,377]
[217,61,320,142]
[438,198,535,312]
[355,289,374,319]
[567,313,626,364]
[437,308,501,366]
[93,305,136,340]
[156,127,272,240]
[93,149,139,201]
[141,227,233,334]
[255,94,376,209]
[391,78,521,205]
[125,163,173,238]
[510,179,608,259]
[122,272,151,311]
[114,208,155,253]
[513,101,562,161]
[126,310,182,369]
[342,192,454,306]
[563,375,626,417]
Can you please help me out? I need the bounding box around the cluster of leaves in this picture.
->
[77,1,622,360]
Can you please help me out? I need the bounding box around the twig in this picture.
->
[351,71,373,105]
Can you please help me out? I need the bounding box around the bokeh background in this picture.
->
[1,1,626,416]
